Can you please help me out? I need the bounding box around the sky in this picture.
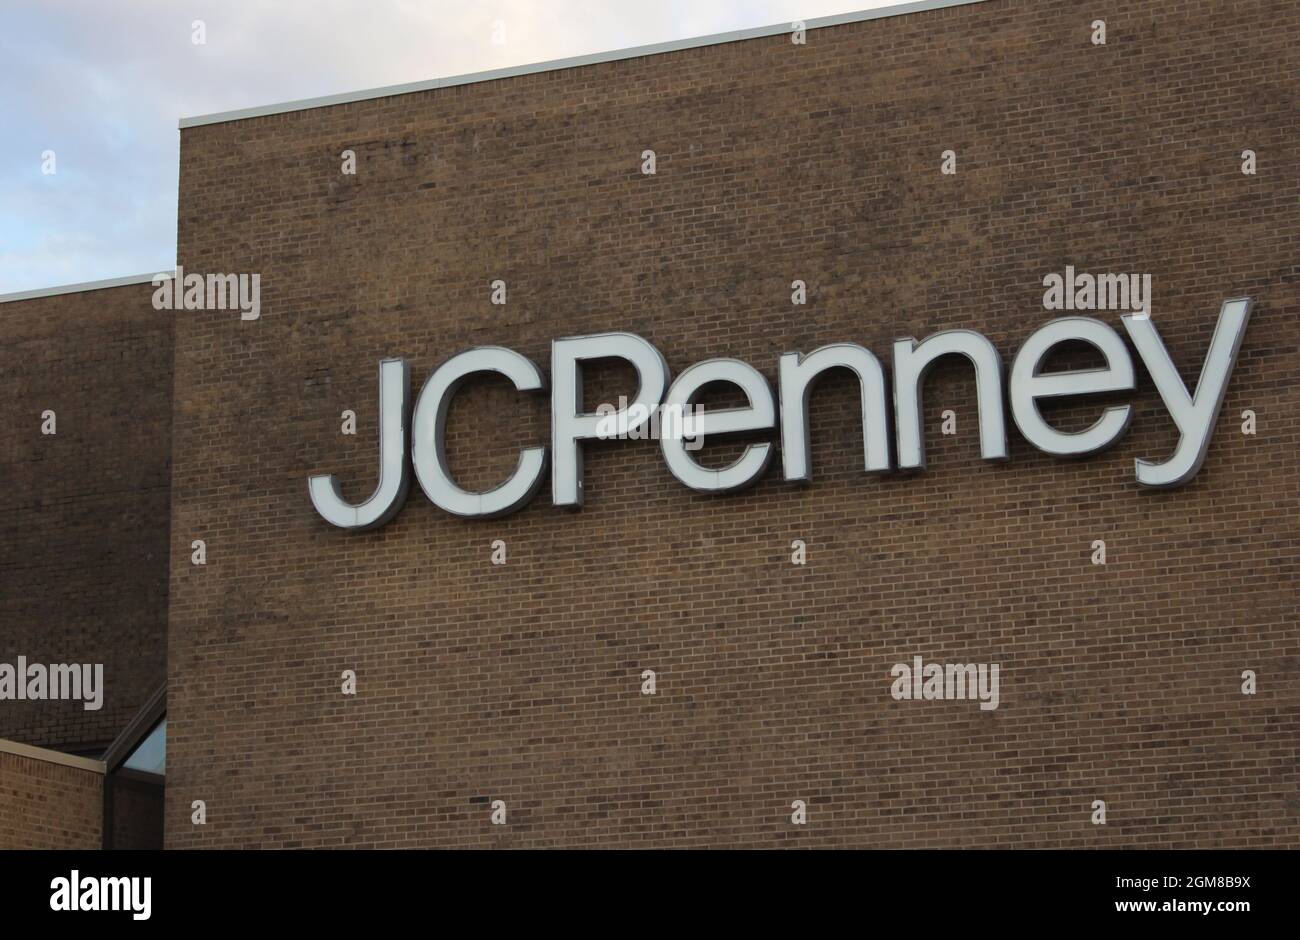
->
[0,0,909,294]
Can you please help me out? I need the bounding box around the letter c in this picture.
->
[411,346,548,517]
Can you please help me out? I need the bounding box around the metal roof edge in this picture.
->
[0,271,173,304]
[0,737,106,774]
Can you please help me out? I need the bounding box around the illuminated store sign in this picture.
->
[309,298,1251,529]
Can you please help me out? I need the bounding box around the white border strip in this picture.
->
[0,737,106,774]
[180,0,990,129]
[0,271,172,304]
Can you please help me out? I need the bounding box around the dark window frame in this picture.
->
[102,682,166,850]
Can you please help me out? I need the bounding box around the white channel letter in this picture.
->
[308,358,411,530]
[660,358,775,492]
[411,346,547,518]
[779,343,891,482]
[1123,297,1252,487]
[1009,317,1135,456]
[551,332,668,507]
[893,330,1008,470]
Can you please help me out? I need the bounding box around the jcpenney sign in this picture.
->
[309,298,1251,530]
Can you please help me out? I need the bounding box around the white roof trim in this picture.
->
[0,271,172,304]
[0,737,106,774]
[179,0,990,129]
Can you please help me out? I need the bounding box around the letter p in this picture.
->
[551,333,668,507]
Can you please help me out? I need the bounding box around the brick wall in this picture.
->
[0,283,172,752]
[109,777,165,850]
[0,750,101,849]
[167,0,1299,847]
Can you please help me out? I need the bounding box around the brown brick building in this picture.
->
[2,0,1297,849]
[0,746,103,849]
[0,281,172,756]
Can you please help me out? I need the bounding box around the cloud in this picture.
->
[1,0,895,293]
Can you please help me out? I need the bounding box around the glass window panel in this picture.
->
[122,719,166,775]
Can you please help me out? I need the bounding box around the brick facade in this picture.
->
[21,0,1294,848]
[0,751,101,849]
[0,283,172,753]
